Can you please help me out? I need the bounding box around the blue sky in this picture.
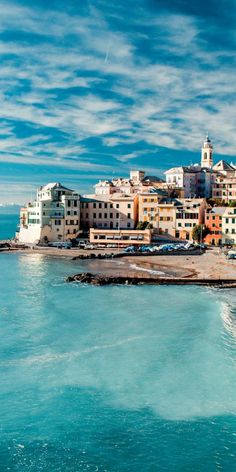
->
[0,0,235,203]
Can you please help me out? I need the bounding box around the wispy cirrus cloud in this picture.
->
[0,0,235,202]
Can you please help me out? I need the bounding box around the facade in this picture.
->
[222,208,236,245]
[164,165,214,198]
[94,170,164,196]
[174,199,206,241]
[80,193,138,231]
[139,197,207,241]
[204,207,226,245]
[17,183,80,244]
[212,177,236,203]
[90,228,151,246]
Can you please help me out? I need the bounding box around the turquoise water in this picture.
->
[0,252,236,471]
[0,214,19,240]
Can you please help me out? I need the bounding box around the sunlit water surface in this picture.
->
[0,252,236,471]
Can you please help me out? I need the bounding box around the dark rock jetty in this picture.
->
[66,272,236,288]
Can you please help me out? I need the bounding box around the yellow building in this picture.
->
[138,195,207,241]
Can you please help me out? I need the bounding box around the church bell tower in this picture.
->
[201,134,213,168]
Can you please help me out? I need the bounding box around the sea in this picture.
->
[0,251,236,471]
[0,214,19,240]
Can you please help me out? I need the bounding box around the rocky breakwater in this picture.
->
[66,272,236,287]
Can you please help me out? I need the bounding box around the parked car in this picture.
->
[84,243,95,250]
[48,241,72,249]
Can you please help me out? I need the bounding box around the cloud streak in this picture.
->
[0,0,235,202]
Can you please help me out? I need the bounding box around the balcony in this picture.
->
[50,214,64,218]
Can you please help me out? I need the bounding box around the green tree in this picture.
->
[192,224,210,243]
[136,221,149,230]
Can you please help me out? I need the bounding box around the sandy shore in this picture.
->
[8,246,236,280]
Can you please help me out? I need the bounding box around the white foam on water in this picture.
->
[129,263,165,275]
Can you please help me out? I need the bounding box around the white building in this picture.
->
[222,208,236,245]
[17,183,80,244]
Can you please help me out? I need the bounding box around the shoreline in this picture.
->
[1,246,236,283]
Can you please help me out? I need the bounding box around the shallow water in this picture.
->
[0,252,236,471]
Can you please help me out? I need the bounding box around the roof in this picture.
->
[206,207,227,215]
[213,160,235,172]
[39,182,73,192]
[142,175,164,183]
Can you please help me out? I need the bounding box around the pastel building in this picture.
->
[222,208,236,245]
[17,183,80,244]
[212,177,236,203]
[94,170,164,196]
[174,199,207,241]
[204,207,226,246]
[80,193,139,231]
[138,196,206,241]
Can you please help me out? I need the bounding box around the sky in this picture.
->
[0,0,235,204]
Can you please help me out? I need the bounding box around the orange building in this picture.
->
[204,207,226,245]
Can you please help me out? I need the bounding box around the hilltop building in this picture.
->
[165,135,236,199]
[17,183,80,244]
[94,170,165,196]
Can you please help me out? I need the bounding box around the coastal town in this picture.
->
[16,135,236,249]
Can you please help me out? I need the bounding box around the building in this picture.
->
[164,135,236,199]
[222,208,236,245]
[174,198,207,241]
[94,170,164,196]
[89,228,151,246]
[17,182,80,244]
[212,160,236,177]
[80,193,139,231]
[201,134,213,168]
[138,196,207,241]
[204,207,226,246]
[212,177,236,203]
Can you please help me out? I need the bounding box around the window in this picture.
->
[74,200,77,207]
[67,211,70,216]
[116,213,119,219]
[99,203,102,209]
[127,203,131,208]
[127,222,131,228]
[127,213,131,219]
[104,203,107,209]
[93,213,96,218]
[110,213,113,218]
[99,213,102,219]
[68,200,71,207]
[74,211,77,215]
[116,204,119,209]
[104,213,107,218]
[93,203,96,209]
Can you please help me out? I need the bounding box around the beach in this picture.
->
[7,246,236,280]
